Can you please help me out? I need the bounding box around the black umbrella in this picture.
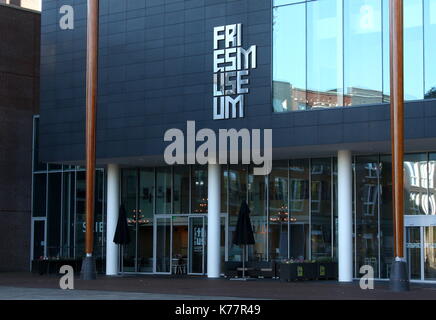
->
[233,201,255,279]
[113,204,131,245]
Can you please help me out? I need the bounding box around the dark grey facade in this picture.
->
[39,0,436,166]
[0,4,40,271]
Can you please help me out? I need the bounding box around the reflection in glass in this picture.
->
[344,0,383,105]
[289,159,310,260]
[379,155,394,278]
[156,167,171,214]
[424,0,436,98]
[428,153,436,215]
[62,171,75,257]
[355,156,380,276]
[407,227,422,280]
[138,168,154,272]
[228,165,247,261]
[269,161,289,260]
[311,158,332,260]
[404,0,424,100]
[425,226,436,280]
[273,3,307,112]
[248,168,267,261]
[121,169,137,272]
[156,218,171,273]
[93,170,105,259]
[404,154,428,215]
[47,173,62,257]
[307,0,344,109]
[173,166,190,214]
[382,0,390,102]
[75,171,86,258]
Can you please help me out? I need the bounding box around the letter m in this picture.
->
[218,128,250,165]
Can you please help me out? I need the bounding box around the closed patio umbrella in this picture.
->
[232,201,255,279]
[113,204,131,245]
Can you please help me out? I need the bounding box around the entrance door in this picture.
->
[406,224,436,281]
[32,219,46,260]
[406,227,422,280]
[424,226,436,280]
[189,216,205,274]
[154,217,171,274]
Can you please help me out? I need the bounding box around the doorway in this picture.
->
[405,216,436,281]
[31,218,46,260]
[154,215,206,275]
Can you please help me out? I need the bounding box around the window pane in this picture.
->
[404,154,428,215]
[248,168,267,261]
[75,171,86,257]
[355,156,380,277]
[380,155,393,278]
[424,0,436,98]
[382,0,390,102]
[269,160,289,260]
[47,173,62,258]
[138,168,154,272]
[428,153,436,215]
[289,159,310,260]
[93,170,105,259]
[32,173,46,217]
[307,0,344,109]
[173,166,190,214]
[121,169,137,272]
[404,0,424,100]
[156,167,171,214]
[344,0,383,105]
[191,165,208,214]
[273,3,307,112]
[228,165,247,261]
[61,172,74,257]
[311,158,332,260]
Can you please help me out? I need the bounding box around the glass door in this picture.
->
[406,227,422,280]
[154,217,171,274]
[32,219,46,260]
[424,226,436,281]
[172,217,189,275]
[189,216,205,274]
[406,225,436,281]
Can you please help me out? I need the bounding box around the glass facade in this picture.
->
[31,117,106,260]
[32,118,436,280]
[224,159,337,263]
[273,0,436,112]
[353,153,436,279]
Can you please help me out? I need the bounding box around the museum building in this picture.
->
[34,0,436,282]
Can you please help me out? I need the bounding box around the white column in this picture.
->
[106,164,120,275]
[338,150,353,282]
[207,163,221,278]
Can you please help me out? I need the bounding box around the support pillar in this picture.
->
[207,163,221,278]
[338,150,353,282]
[106,164,120,275]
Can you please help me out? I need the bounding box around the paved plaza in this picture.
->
[0,273,435,300]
